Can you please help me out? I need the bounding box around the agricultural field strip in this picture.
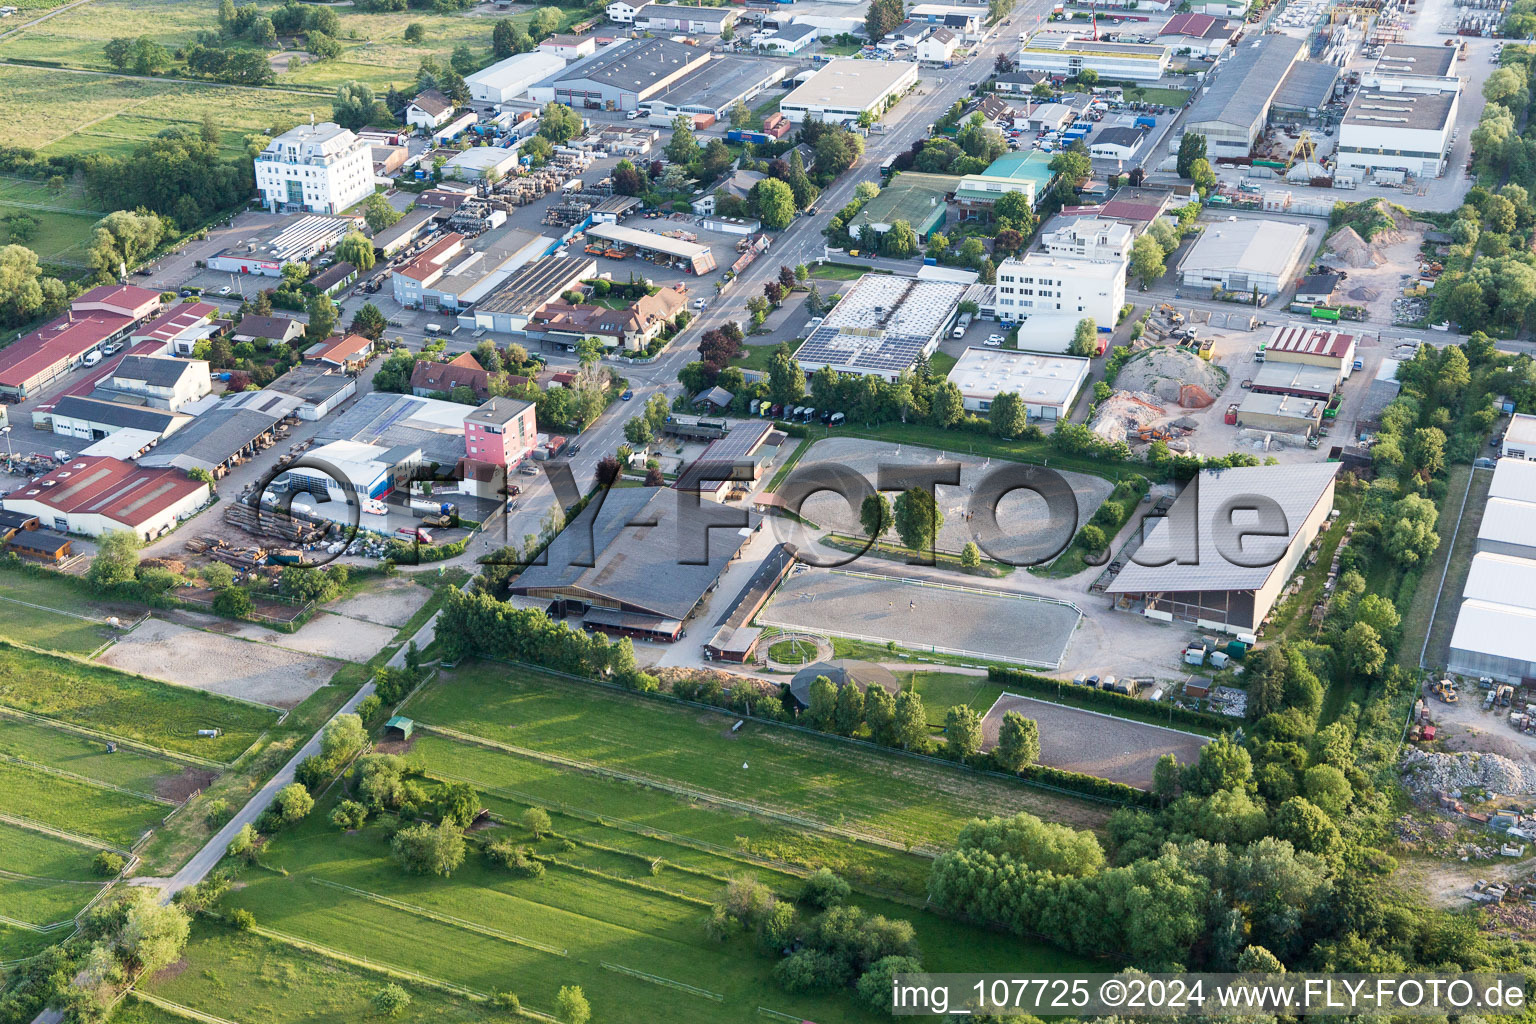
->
[416,723,939,856]
[129,991,242,1024]
[0,706,224,769]
[0,868,98,886]
[0,759,167,847]
[245,924,496,1003]
[599,962,724,1002]
[0,752,173,805]
[307,878,569,957]
[425,767,818,891]
[0,811,124,852]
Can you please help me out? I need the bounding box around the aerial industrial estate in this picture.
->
[0,0,1534,1019]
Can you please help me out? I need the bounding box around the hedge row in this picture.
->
[1016,762,1154,806]
[987,667,1233,734]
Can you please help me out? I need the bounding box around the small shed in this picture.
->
[5,529,72,564]
[384,716,415,741]
[691,385,734,411]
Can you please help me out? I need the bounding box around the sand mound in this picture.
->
[1090,390,1166,443]
[1112,347,1229,405]
[1349,285,1379,301]
[1327,226,1383,268]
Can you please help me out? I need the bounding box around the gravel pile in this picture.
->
[1113,348,1227,405]
[1399,748,1536,796]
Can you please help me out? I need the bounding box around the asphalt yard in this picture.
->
[980,692,1211,787]
[759,567,1082,668]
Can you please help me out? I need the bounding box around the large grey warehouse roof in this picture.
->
[476,255,594,315]
[510,487,760,620]
[552,37,700,92]
[1376,43,1456,79]
[1106,462,1339,595]
[1185,34,1303,130]
[316,392,466,467]
[645,55,791,116]
[138,391,302,473]
[1274,60,1341,112]
[1343,88,1456,131]
[114,355,196,388]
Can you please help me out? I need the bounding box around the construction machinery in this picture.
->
[1285,130,1316,171]
[1431,678,1459,704]
[1496,683,1515,707]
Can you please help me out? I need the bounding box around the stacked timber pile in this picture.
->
[223,500,330,544]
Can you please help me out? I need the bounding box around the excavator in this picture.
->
[1431,678,1459,704]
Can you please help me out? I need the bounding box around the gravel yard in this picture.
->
[217,612,398,664]
[980,693,1210,788]
[97,617,340,709]
[760,567,1082,668]
[326,577,432,628]
[788,438,1114,567]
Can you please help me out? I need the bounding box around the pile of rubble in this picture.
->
[1113,347,1228,406]
[1325,226,1385,268]
[1399,748,1536,797]
[1089,390,1166,443]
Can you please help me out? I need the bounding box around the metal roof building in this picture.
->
[1178,217,1310,295]
[793,274,968,381]
[509,486,762,640]
[583,223,716,275]
[1448,462,1536,679]
[779,58,920,123]
[641,55,793,120]
[1106,462,1339,633]
[1273,60,1342,115]
[316,392,472,468]
[530,38,710,112]
[139,390,303,475]
[1182,34,1303,154]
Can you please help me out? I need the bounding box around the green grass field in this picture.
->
[140,925,518,1024]
[206,780,1090,1024]
[903,671,1005,729]
[0,874,98,928]
[0,760,165,847]
[0,593,112,654]
[405,663,1111,844]
[0,920,62,962]
[0,717,183,794]
[0,821,99,881]
[410,733,934,898]
[0,642,280,761]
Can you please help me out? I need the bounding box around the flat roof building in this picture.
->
[1248,361,1339,400]
[793,274,968,381]
[1016,36,1172,83]
[1500,412,1536,461]
[583,222,715,275]
[1364,43,1461,94]
[1336,87,1458,179]
[946,347,1088,420]
[1178,217,1310,295]
[1181,34,1304,155]
[779,59,919,123]
[270,364,358,421]
[315,392,474,469]
[1273,60,1342,116]
[635,2,738,33]
[995,252,1127,345]
[1234,391,1324,437]
[1106,462,1339,633]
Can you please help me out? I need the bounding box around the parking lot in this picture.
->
[760,566,1083,669]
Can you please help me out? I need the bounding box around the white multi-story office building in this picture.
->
[995,252,1127,332]
[254,122,374,216]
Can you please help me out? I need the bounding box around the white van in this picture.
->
[83,350,102,368]
[424,324,442,337]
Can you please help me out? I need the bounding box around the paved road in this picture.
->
[131,680,377,899]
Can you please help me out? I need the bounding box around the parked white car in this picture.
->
[985,334,1004,347]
